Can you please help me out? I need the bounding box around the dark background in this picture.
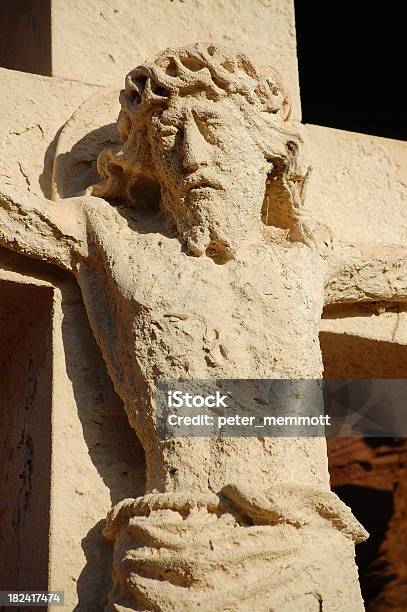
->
[295,0,406,140]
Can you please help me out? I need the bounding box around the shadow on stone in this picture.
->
[73,520,113,612]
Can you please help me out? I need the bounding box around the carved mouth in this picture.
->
[185,177,224,193]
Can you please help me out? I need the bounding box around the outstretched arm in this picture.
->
[0,185,87,271]
[325,241,407,306]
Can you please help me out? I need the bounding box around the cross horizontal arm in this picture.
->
[0,185,87,271]
[325,242,407,306]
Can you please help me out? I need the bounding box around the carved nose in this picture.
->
[182,117,209,172]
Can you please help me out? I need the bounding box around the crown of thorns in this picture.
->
[119,43,290,120]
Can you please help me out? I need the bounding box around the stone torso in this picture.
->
[76,200,329,494]
[81,200,325,386]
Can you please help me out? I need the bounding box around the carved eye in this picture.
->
[193,114,220,145]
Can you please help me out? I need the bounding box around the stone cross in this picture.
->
[0,8,406,612]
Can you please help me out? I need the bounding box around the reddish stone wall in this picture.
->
[322,331,407,611]
[0,281,53,594]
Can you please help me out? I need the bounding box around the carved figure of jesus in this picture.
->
[4,43,404,611]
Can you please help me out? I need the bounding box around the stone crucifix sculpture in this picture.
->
[1,43,407,611]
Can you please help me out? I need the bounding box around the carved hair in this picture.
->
[119,42,290,128]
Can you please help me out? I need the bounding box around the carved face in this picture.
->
[94,44,306,261]
[148,97,269,261]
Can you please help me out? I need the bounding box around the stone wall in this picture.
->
[0,250,146,610]
[322,327,407,611]
[0,281,52,595]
